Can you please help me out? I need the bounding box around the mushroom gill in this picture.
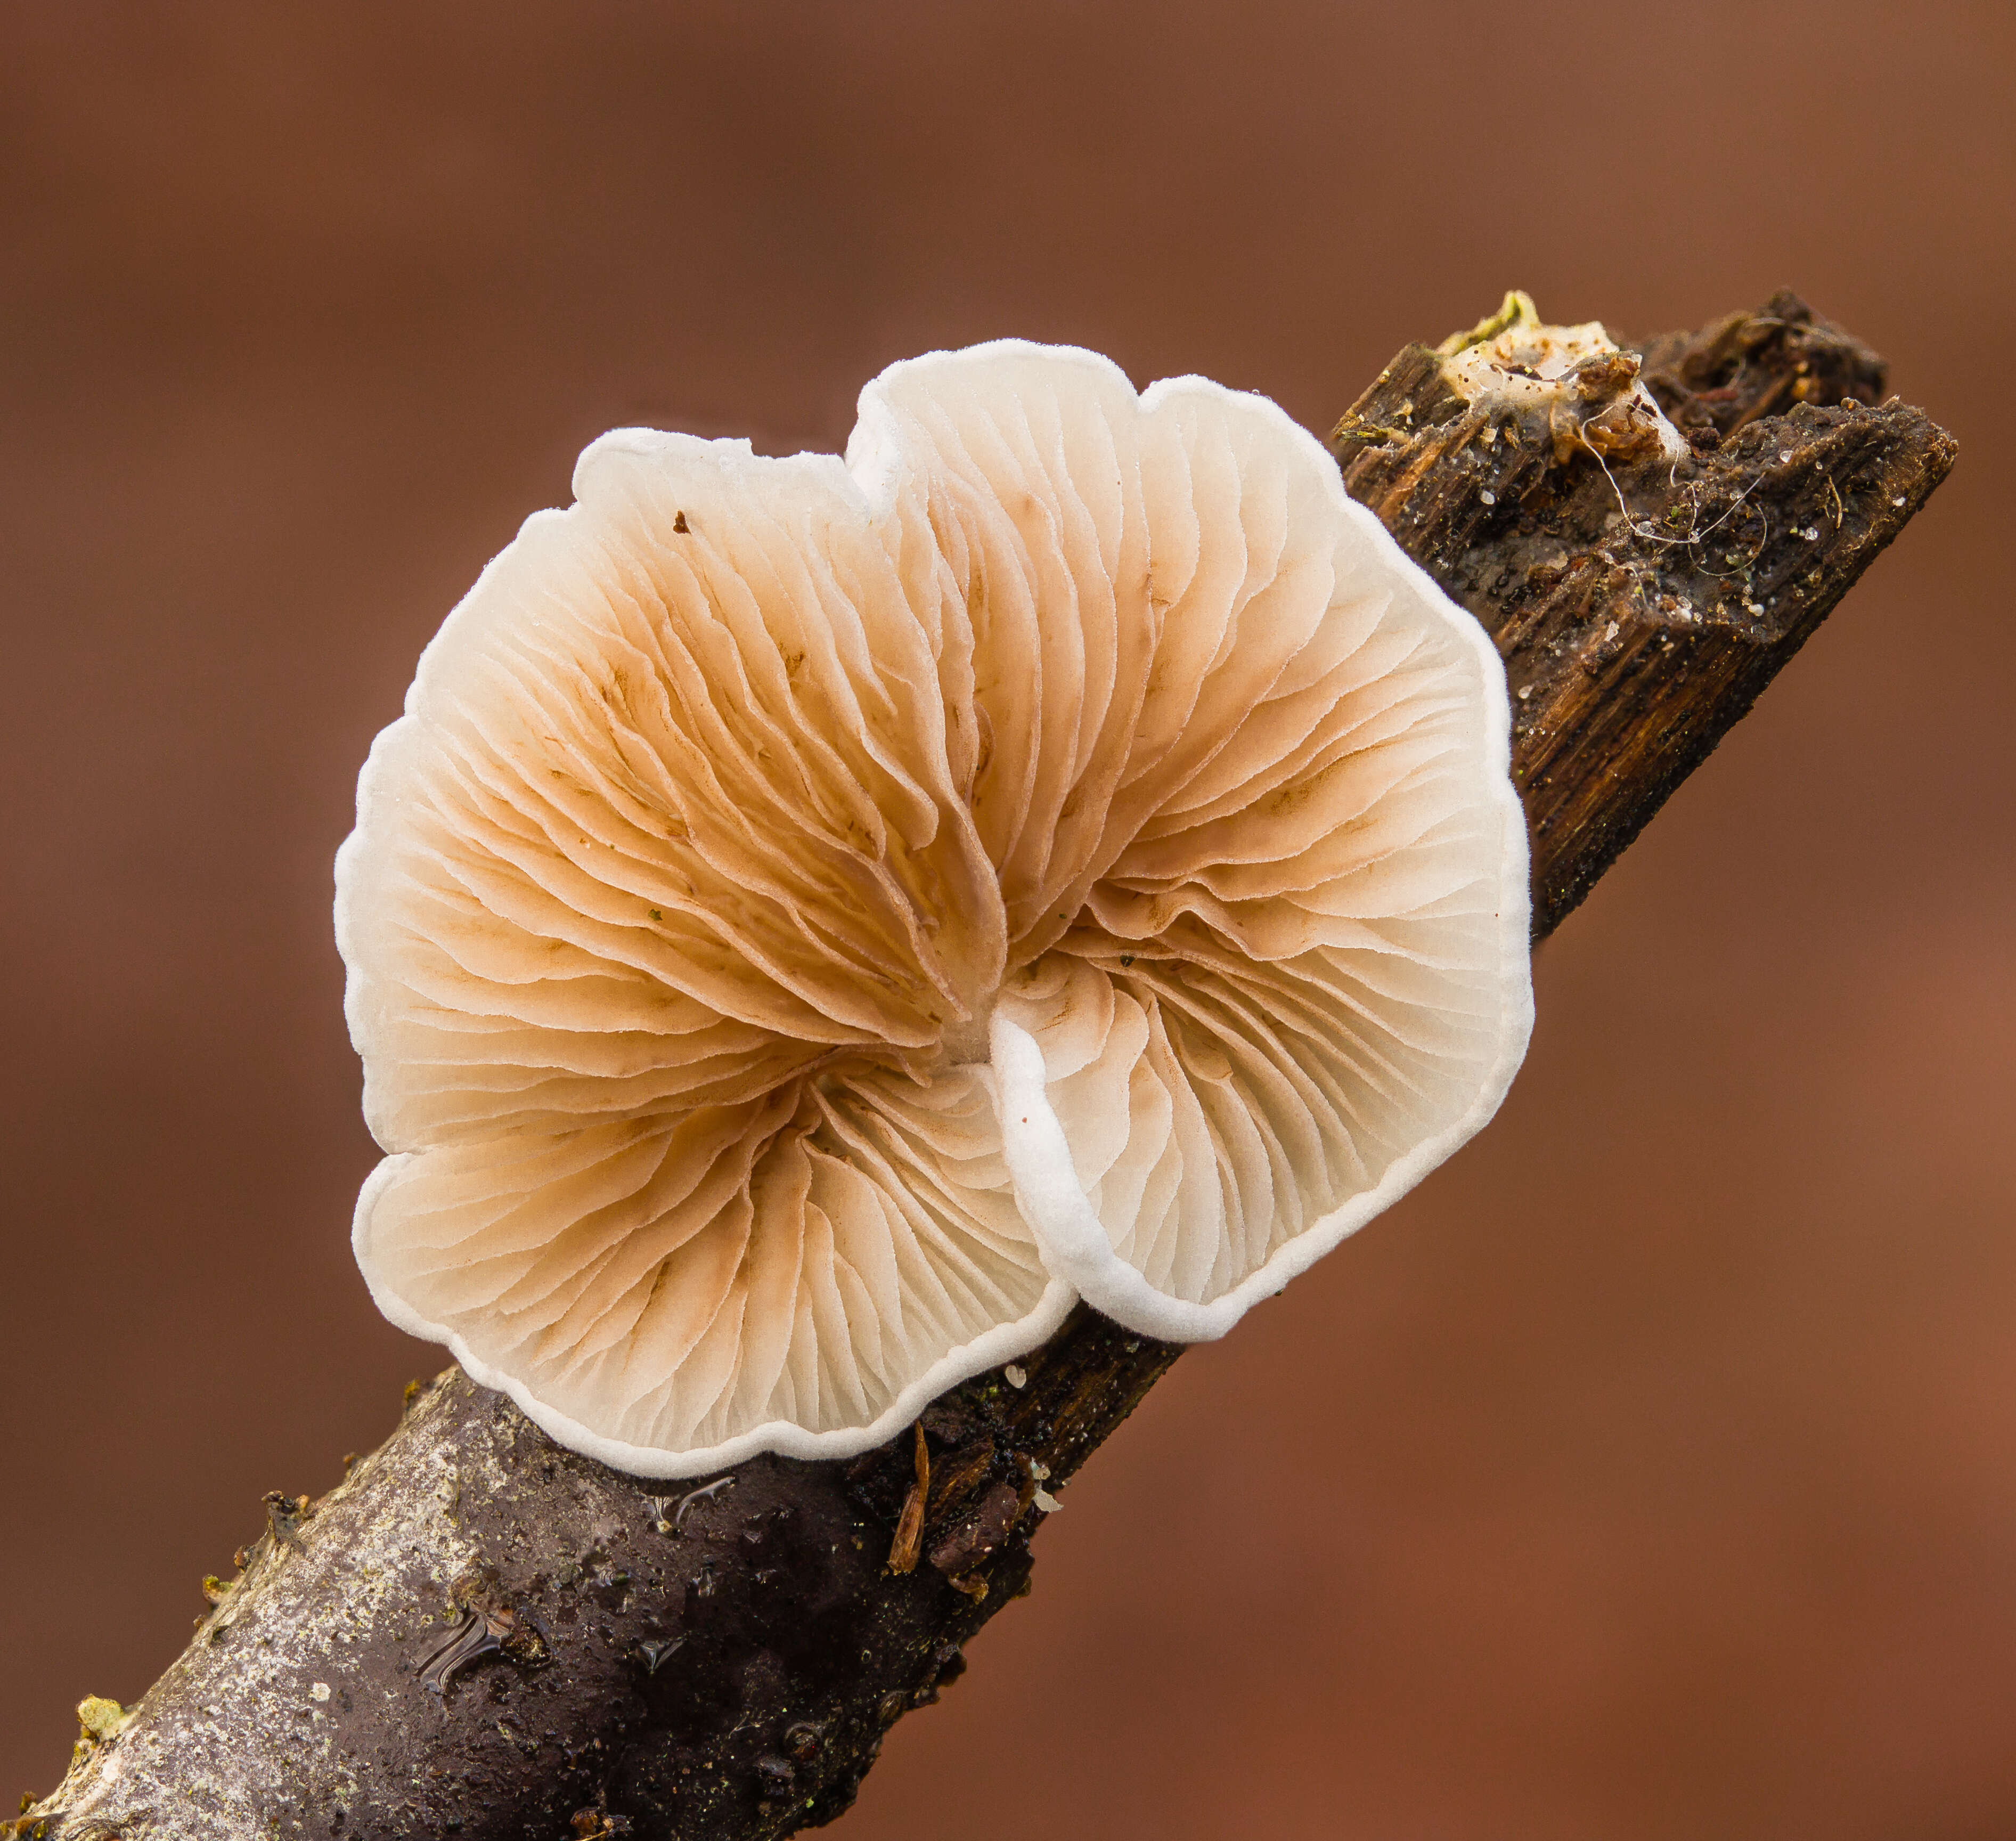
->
[337,341,1532,1477]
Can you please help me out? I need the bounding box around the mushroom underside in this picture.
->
[339,342,1532,1474]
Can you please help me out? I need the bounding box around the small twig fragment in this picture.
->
[887,1423,930,1574]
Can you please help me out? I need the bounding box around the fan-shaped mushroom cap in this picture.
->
[338,340,1531,1477]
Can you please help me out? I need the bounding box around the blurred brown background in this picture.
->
[3,4,2011,1834]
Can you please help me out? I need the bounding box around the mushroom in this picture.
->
[337,340,1532,1477]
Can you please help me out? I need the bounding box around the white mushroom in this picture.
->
[337,340,1532,1477]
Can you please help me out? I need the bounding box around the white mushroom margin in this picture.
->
[337,339,1533,1478]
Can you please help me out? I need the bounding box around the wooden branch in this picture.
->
[17,294,1953,1841]
[1334,286,1933,934]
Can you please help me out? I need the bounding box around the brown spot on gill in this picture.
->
[1263,756,1343,818]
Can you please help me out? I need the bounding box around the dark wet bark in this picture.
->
[15,293,1954,1841]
